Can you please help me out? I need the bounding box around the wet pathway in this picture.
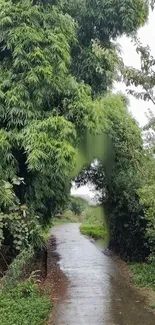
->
[47,223,155,325]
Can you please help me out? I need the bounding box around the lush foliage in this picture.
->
[0,0,102,254]
[103,95,148,260]
[1,1,154,323]
[0,0,151,262]
[81,206,105,225]
[80,206,107,240]
[61,0,149,96]
[122,40,155,261]
[69,197,86,215]
[75,94,151,261]
[0,281,51,325]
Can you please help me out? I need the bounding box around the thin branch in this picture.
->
[144,88,155,106]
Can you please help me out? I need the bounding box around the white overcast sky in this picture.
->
[114,9,155,127]
[71,10,155,199]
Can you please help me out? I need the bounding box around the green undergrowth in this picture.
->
[1,248,34,290]
[80,206,107,240]
[80,224,107,240]
[0,247,51,325]
[129,263,155,309]
[0,281,51,325]
[130,263,155,291]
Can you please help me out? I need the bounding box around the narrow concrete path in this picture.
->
[48,223,155,325]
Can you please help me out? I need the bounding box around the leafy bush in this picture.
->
[81,206,106,225]
[60,210,79,222]
[80,206,107,239]
[81,210,101,225]
[0,179,45,253]
[0,281,51,325]
[69,197,86,215]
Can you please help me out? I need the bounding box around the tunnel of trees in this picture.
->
[0,0,155,266]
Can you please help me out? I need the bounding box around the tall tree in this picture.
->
[75,94,149,260]
[0,0,101,252]
[122,40,155,261]
[61,0,149,95]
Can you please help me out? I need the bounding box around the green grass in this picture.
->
[0,281,51,325]
[80,224,107,240]
[129,262,155,309]
[130,263,155,291]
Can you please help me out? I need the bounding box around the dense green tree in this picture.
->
[102,95,148,260]
[0,0,151,259]
[75,159,108,203]
[75,94,151,261]
[60,0,149,95]
[0,0,101,252]
[69,197,86,215]
[122,40,155,261]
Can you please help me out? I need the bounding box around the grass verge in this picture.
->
[0,281,51,325]
[130,263,155,290]
[0,247,51,325]
[80,224,107,240]
[129,263,155,309]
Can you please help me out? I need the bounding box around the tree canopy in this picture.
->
[0,0,102,252]
[122,39,155,261]
[0,0,153,263]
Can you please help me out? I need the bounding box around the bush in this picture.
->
[69,197,86,215]
[81,207,105,225]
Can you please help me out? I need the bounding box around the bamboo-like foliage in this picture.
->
[0,0,150,255]
[0,0,101,251]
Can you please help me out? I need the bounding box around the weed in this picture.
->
[1,247,34,290]
[130,263,155,291]
[0,281,51,325]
